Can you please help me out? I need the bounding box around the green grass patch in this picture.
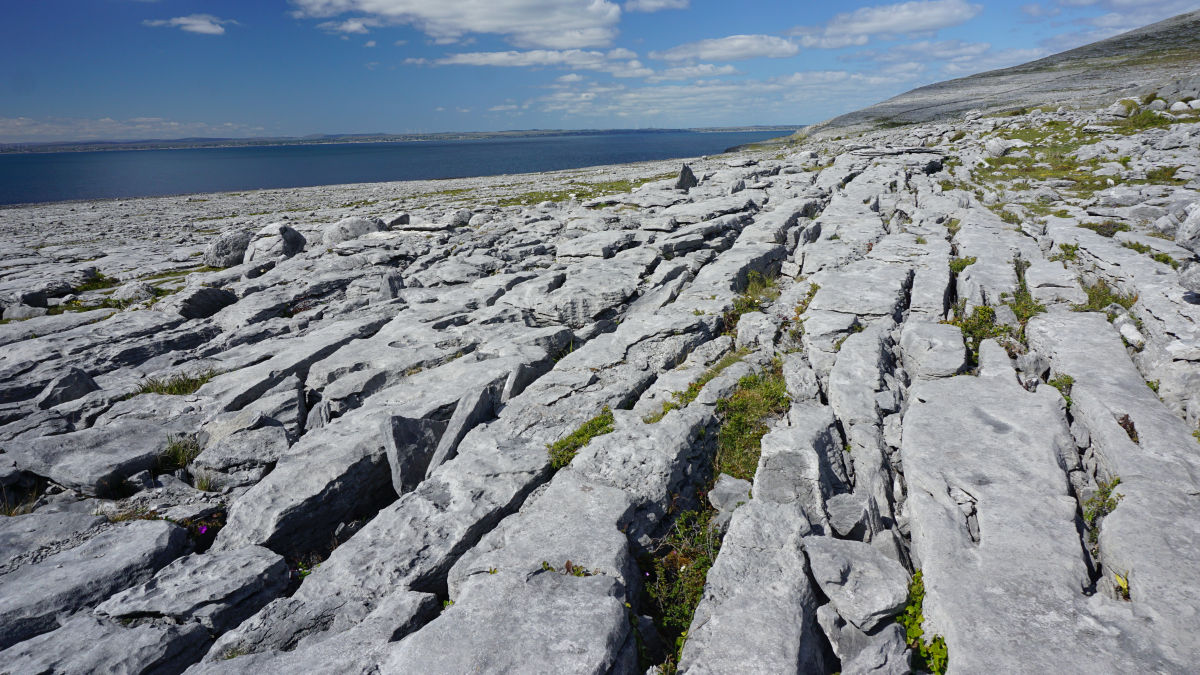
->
[948,256,977,274]
[158,435,201,474]
[1152,252,1180,270]
[900,570,949,674]
[1048,373,1074,408]
[1083,477,1123,544]
[1048,243,1079,262]
[136,369,218,396]
[1071,279,1137,317]
[640,509,722,674]
[945,218,962,238]
[714,360,789,481]
[945,302,1008,365]
[493,173,673,207]
[1121,241,1151,254]
[644,349,749,424]
[1110,110,1174,133]
[1144,166,1184,184]
[723,270,780,334]
[339,199,379,209]
[1003,259,1046,328]
[547,406,615,470]
[74,273,120,293]
[1078,221,1131,238]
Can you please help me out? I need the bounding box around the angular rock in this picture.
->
[0,614,209,675]
[204,230,254,268]
[97,545,289,632]
[803,536,910,631]
[33,367,99,410]
[0,520,187,649]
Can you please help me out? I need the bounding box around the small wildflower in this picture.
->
[198,525,208,534]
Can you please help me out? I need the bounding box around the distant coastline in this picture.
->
[0,126,802,155]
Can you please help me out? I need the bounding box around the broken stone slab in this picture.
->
[0,511,106,573]
[207,431,550,657]
[678,501,827,675]
[3,418,193,496]
[816,605,909,675]
[212,404,400,557]
[0,614,210,675]
[383,571,632,675]
[446,469,636,599]
[899,321,966,380]
[194,590,438,672]
[734,311,778,350]
[1027,311,1200,656]
[382,414,447,496]
[902,337,1180,671]
[803,536,910,632]
[753,406,846,529]
[555,230,635,259]
[0,519,188,649]
[96,545,289,633]
[33,366,99,410]
[155,286,238,320]
[423,377,505,479]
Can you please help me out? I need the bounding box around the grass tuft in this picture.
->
[900,570,949,674]
[714,360,789,481]
[723,270,780,334]
[1079,221,1130,238]
[1071,279,1137,318]
[136,369,218,396]
[644,349,749,424]
[159,435,202,474]
[948,256,977,275]
[1048,374,1074,408]
[547,407,615,470]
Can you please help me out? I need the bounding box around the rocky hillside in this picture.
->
[803,9,1200,139]
[2,68,1200,674]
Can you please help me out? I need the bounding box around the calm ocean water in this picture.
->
[0,130,787,206]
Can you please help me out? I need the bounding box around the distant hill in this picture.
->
[0,126,800,155]
[802,9,1200,139]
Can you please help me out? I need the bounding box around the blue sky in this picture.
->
[2,0,1197,142]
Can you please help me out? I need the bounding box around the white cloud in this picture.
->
[650,34,799,62]
[142,14,236,35]
[791,0,982,47]
[1020,4,1061,17]
[557,73,585,83]
[646,63,739,82]
[290,0,623,48]
[526,64,925,123]
[861,39,992,62]
[489,104,520,111]
[624,0,689,11]
[365,40,377,47]
[435,49,652,77]
[0,116,264,143]
[316,17,380,34]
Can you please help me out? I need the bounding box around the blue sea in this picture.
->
[0,129,788,206]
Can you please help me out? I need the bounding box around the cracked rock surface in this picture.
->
[2,48,1200,675]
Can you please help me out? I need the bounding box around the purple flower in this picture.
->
[198,525,208,534]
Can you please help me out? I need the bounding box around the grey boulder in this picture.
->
[803,536,910,632]
[204,230,254,268]
[243,223,306,264]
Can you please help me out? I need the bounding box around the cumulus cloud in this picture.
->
[624,0,689,11]
[791,0,982,47]
[290,0,623,48]
[650,35,799,62]
[142,14,236,35]
[941,46,1051,74]
[646,63,738,82]
[0,116,264,143]
[524,63,925,124]
[434,49,653,77]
